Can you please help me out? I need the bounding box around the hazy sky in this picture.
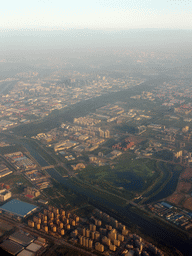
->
[1,0,192,30]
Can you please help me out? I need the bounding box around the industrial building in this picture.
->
[4,152,36,170]
[0,189,12,202]
[24,187,40,198]
[9,231,34,246]
[38,199,48,205]
[26,242,42,253]
[54,140,77,152]
[0,234,45,256]
[0,163,13,178]
[0,169,12,178]
[0,199,38,218]
[0,239,24,255]
[17,250,35,256]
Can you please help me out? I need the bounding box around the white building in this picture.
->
[0,189,12,202]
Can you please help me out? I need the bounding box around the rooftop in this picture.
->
[0,240,24,255]
[9,231,34,246]
[0,199,38,217]
[17,249,35,256]
[26,242,42,252]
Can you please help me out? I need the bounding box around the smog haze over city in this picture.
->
[0,1,192,256]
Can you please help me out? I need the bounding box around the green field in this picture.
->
[0,173,32,188]
[43,179,88,210]
[0,144,25,155]
[77,155,160,197]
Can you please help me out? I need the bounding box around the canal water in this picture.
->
[23,143,49,167]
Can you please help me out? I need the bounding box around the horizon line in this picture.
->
[1,27,192,32]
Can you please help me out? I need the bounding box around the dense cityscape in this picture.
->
[0,28,192,256]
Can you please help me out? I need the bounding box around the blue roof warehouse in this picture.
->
[0,199,38,218]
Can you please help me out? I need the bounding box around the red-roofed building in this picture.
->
[25,194,34,199]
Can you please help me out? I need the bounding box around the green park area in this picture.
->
[77,154,160,199]
[0,173,31,187]
[0,173,33,196]
[44,179,90,210]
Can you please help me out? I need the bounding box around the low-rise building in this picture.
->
[0,189,11,202]
[24,187,40,198]
[71,163,85,171]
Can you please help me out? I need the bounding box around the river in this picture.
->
[22,143,49,167]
